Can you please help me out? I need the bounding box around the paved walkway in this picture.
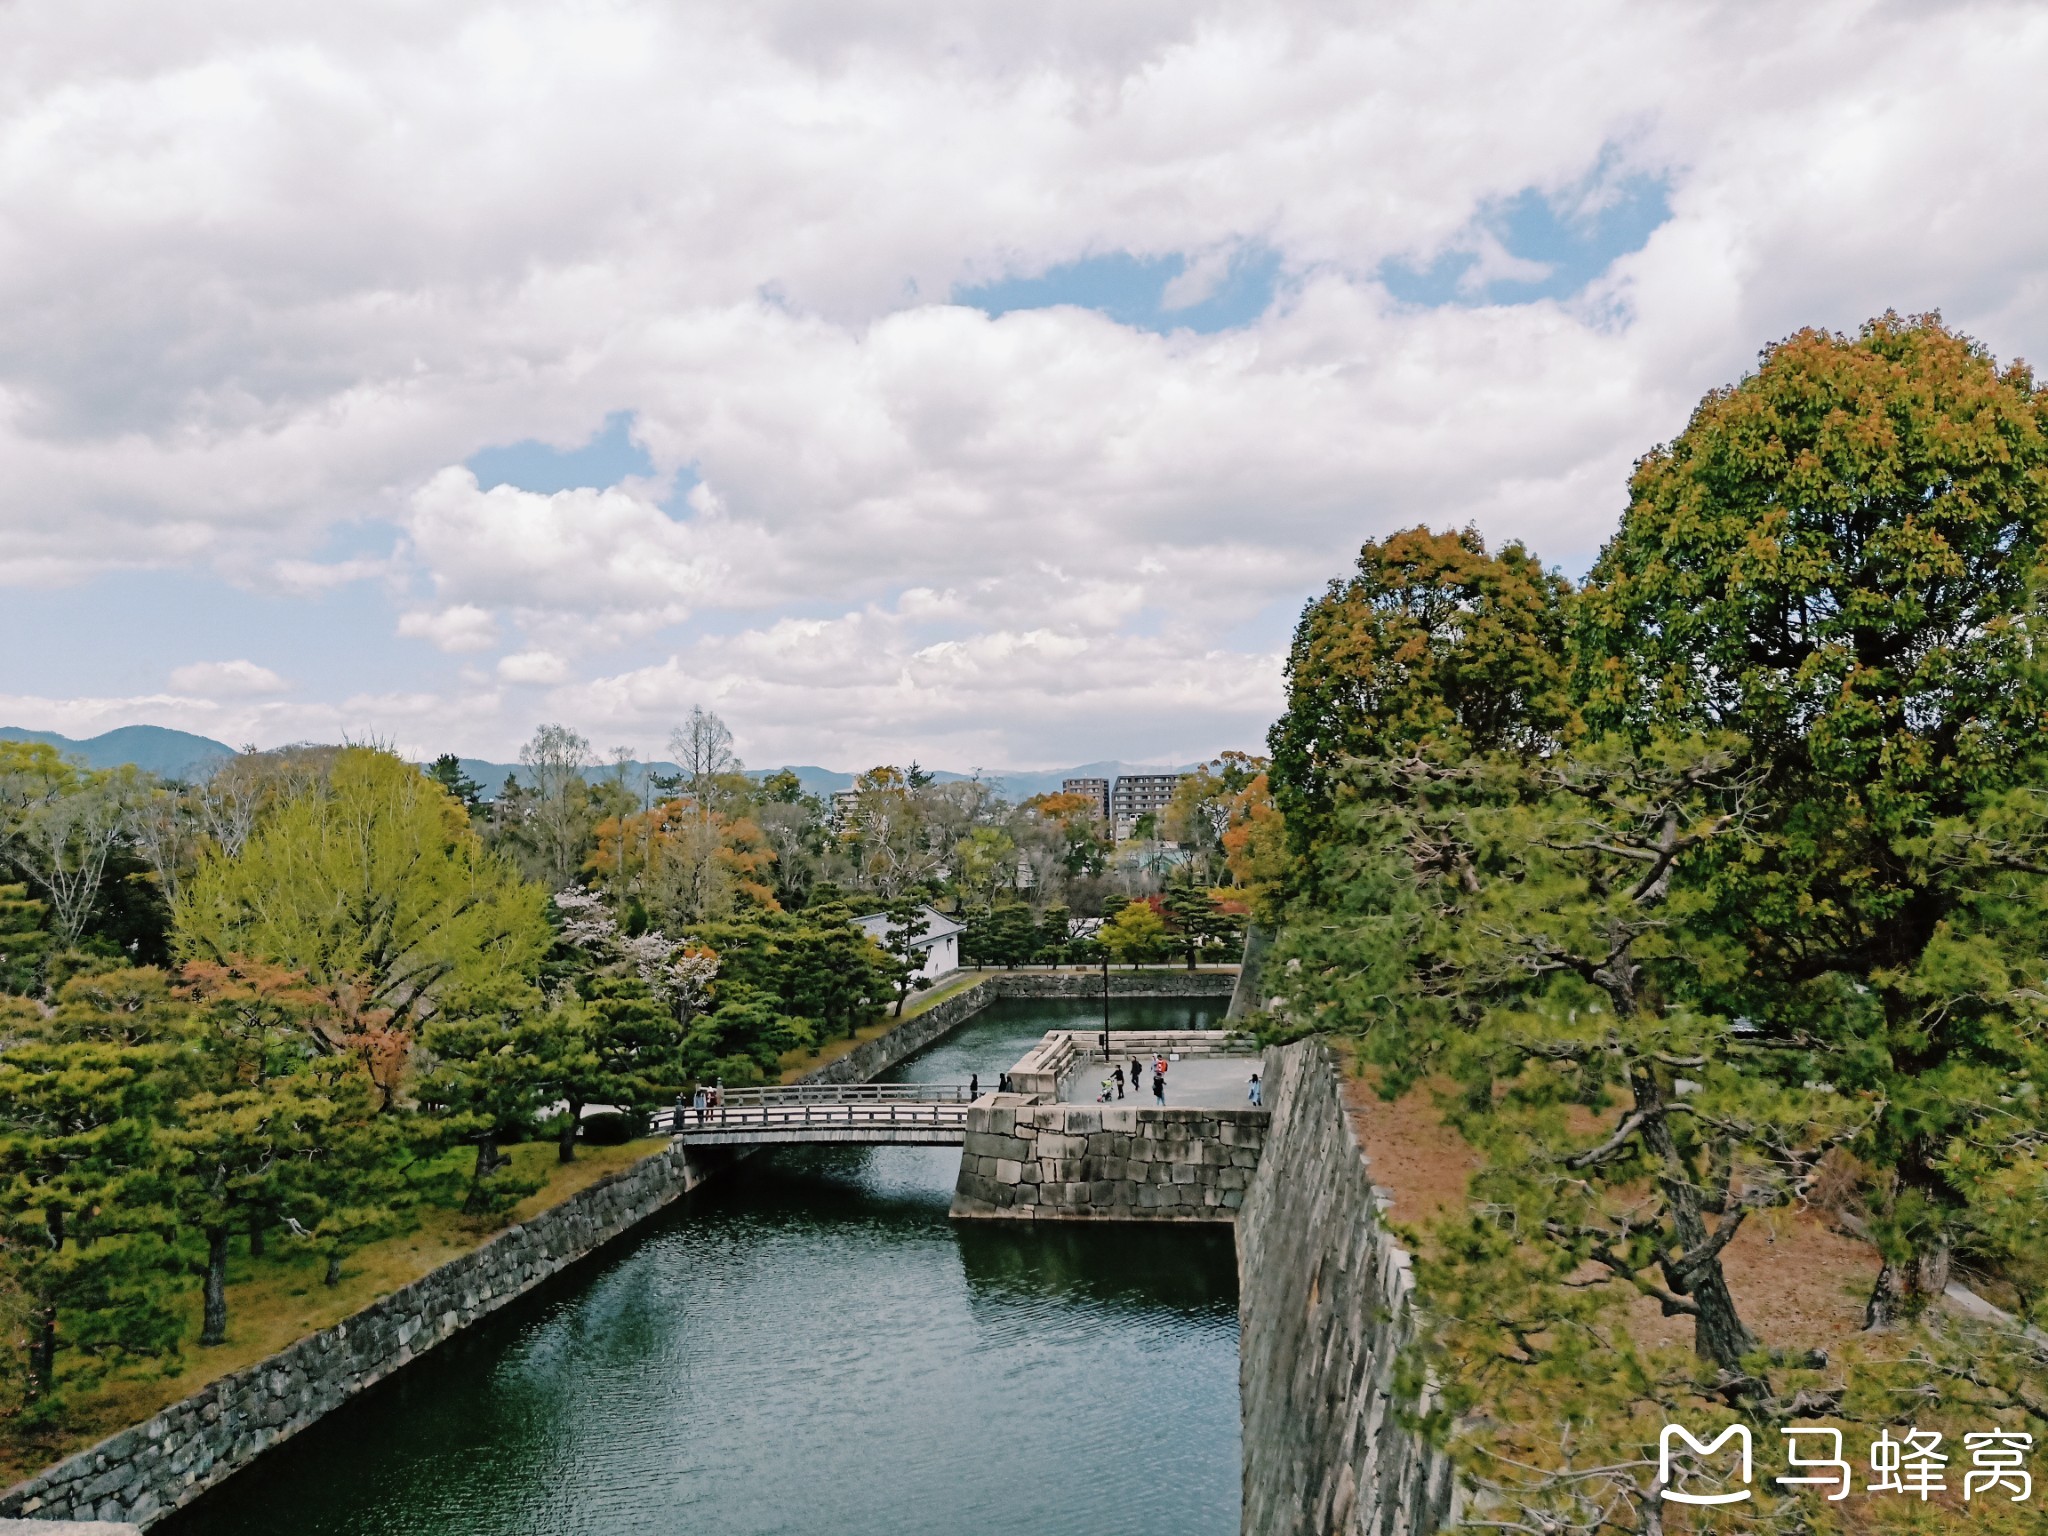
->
[1058,1052,1264,1110]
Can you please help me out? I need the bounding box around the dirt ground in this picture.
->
[1336,1065,1882,1355]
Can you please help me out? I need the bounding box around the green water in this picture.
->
[161,997,1241,1536]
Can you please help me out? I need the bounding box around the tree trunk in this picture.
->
[325,1252,344,1287]
[1865,1235,1954,1329]
[30,1306,57,1397]
[1914,1234,1953,1301]
[1863,1155,1956,1328]
[1864,1258,1910,1331]
[557,1100,582,1163]
[201,1228,231,1346]
[1636,1071,1756,1370]
[465,1139,503,1214]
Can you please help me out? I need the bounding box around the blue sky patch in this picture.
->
[1382,172,1670,307]
[955,245,1281,334]
[467,409,655,493]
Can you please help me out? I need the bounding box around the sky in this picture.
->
[4,1,2048,771]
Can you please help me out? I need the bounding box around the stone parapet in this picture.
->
[950,1101,1267,1221]
[1237,1040,1459,1536]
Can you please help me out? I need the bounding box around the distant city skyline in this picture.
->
[5,4,2047,763]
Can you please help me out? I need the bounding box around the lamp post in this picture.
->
[1101,940,1111,1061]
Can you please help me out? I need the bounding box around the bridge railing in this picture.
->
[654,1097,970,1136]
[709,1082,973,1106]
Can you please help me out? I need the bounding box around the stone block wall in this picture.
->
[950,1101,1266,1220]
[1237,1041,1459,1536]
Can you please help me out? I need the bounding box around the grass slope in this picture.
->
[1,1137,666,1486]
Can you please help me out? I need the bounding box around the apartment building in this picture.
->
[1060,777,1111,822]
[1111,773,1186,838]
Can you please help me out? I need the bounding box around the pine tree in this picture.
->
[0,882,50,994]
[0,1008,185,1406]
[425,753,485,813]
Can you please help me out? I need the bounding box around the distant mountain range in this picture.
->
[0,724,236,779]
[2,724,1200,802]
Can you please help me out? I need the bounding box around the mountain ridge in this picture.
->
[0,724,237,778]
[2,724,1206,801]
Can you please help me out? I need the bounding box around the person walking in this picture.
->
[1129,1056,1144,1094]
[1113,1065,1126,1099]
[1152,1068,1166,1105]
[692,1085,708,1125]
[1247,1072,1262,1107]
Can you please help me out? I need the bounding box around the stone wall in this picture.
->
[1225,924,1273,1022]
[1,981,1022,1529]
[1237,1040,1459,1536]
[951,1101,1266,1221]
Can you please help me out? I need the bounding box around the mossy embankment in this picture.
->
[0,1136,665,1485]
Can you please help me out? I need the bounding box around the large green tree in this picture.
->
[1576,312,2048,1321]
[1294,737,1861,1370]
[1268,526,1573,891]
[176,747,550,1027]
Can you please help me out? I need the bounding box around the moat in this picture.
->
[160,996,1241,1536]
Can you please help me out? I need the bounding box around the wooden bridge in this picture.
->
[652,1082,974,1147]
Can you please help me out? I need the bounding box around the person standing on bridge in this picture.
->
[692,1085,708,1125]
[969,1073,979,1099]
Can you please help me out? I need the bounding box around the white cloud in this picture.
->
[3,2,2048,762]
[496,650,570,685]
[396,603,499,653]
[166,659,288,696]
[552,597,1283,769]
[401,470,725,641]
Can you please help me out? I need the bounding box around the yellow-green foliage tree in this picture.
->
[1100,899,1168,967]
[174,747,550,1027]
